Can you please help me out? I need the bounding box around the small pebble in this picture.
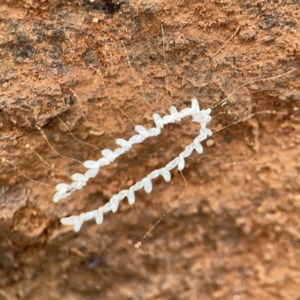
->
[206,139,214,147]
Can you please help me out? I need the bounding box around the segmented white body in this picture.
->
[54,98,212,231]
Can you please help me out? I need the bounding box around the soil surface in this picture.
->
[0,0,300,299]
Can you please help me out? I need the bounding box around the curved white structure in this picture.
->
[55,99,212,231]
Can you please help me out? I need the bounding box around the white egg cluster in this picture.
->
[55,98,212,231]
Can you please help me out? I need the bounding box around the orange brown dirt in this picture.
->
[0,0,300,299]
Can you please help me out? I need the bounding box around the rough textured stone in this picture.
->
[0,0,299,299]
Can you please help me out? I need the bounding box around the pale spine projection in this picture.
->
[54,99,212,232]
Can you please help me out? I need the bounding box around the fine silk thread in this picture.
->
[54,98,212,231]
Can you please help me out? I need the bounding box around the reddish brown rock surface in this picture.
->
[0,0,300,299]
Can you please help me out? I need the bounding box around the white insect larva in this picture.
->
[117,190,128,201]
[56,183,69,193]
[166,157,179,171]
[84,168,99,179]
[153,113,164,129]
[81,211,95,221]
[179,107,193,118]
[148,169,160,180]
[53,192,63,203]
[97,157,110,166]
[95,208,104,224]
[135,125,149,138]
[127,188,135,205]
[116,138,131,151]
[160,168,171,182]
[71,173,88,182]
[101,149,116,162]
[129,134,144,145]
[162,115,176,124]
[181,145,194,158]
[74,220,83,232]
[132,181,144,192]
[148,127,161,137]
[142,177,153,193]
[191,98,200,112]
[194,142,203,154]
[114,148,126,158]
[102,202,113,213]
[61,216,78,226]
[178,156,185,171]
[83,160,99,169]
[202,127,213,136]
[194,133,207,144]
[169,106,181,121]
[110,195,119,213]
